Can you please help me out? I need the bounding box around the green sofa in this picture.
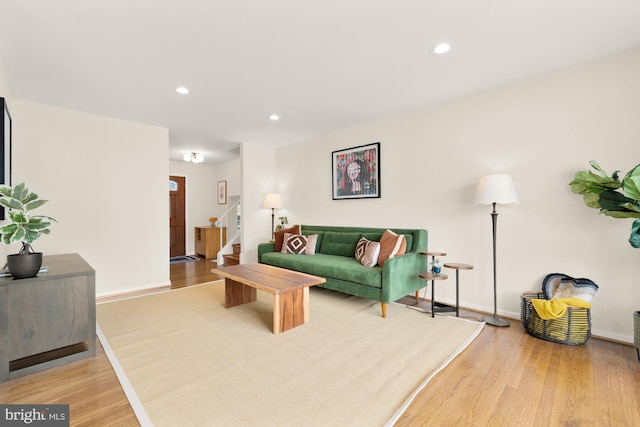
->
[258,225,428,317]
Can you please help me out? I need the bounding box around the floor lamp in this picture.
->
[262,193,283,239]
[474,174,519,327]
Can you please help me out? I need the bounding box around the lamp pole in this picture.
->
[270,207,276,239]
[262,193,283,239]
[482,202,510,327]
[474,174,518,328]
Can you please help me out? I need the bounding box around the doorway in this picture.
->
[169,176,186,257]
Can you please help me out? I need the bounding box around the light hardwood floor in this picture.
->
[1,258,638,426]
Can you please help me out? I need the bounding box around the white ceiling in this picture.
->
[1,0,640,164]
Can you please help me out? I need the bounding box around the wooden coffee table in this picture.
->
[214,263,326,334]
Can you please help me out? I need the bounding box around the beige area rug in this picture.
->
[97,281,484,427]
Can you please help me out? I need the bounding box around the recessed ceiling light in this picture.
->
[176,86,190,95]
[269,114,279,121]
[430,42,453,55]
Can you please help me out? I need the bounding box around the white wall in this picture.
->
[169,158,242,255]
[275,47,640,342]
[10,100,170,297]
[0,61,10,105]
[0,61,10,262]
[169,160,218,255]
[241,143,277,264]
[214,158,243,254]
[214,157,242,200]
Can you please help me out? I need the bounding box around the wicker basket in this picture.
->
[520,292,591,345]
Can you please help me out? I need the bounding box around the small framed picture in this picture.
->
[217,180,227,204]
[332,142,380,200]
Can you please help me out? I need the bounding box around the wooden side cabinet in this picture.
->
[194,226,227,260]
[0,253,96,381]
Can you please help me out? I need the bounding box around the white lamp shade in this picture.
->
[262,193,283,209]
[474,174,520,205]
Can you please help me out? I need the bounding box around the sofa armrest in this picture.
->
[258,242,275,262]
[380,252,428,302]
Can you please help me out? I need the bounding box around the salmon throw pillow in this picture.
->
[377,230,407,266]
[274,225,301,252]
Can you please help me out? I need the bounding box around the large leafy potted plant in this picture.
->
[569,160,640,361]
[569,160,640,246]
[0,182,55,279]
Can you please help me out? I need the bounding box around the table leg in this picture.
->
[274,288,306,334]
[303,287,310,323]
[431,279,435,318]
[224,278,257,308]
[273,294,281,335]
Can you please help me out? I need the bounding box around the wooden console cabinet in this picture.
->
[0,253,96,381]
[194,226,227,260]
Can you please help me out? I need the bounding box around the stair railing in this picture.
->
[214,196,241,265]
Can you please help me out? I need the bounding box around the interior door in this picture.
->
[169,176,186,257]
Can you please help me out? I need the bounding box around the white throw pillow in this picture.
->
[355,237,381,268]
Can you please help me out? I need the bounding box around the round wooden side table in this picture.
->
[418,271,449,318]
[443,262,473,317]
[419,251,448,317]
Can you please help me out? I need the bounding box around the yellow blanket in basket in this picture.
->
[531,297,592,320]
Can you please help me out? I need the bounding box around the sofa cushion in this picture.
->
[302,234,319,255]
[319,232,362,257]
[302,230,324,254]
[378,229,407,266]
[261,252,382,288]
[361,231,413,254]
[281,233,319,255]
[274,225,301,252]
[360,232,383,242]
[281,233,307,254]
[355,237,381,268]
[301,225,426,253]
[402,233,413,252]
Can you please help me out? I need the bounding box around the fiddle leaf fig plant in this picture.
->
[0,182,56,254]
[569,160,640,248]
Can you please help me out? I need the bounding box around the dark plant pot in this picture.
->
[634,311,640,363]
[7,252,43,279]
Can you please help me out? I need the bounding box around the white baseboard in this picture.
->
[96,281,171,302]
[430,296,634,345]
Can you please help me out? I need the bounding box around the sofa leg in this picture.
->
[381,302,387,318]
[415,290,420,302]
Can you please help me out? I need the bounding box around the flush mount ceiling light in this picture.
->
[176,86,190,95]
[430,42,453,55]
[183,152,204,163]
[269,114,279,121]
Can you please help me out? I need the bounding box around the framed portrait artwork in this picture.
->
[332,142,380,200]
[217,180,227,204]
[0,97,11,219]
